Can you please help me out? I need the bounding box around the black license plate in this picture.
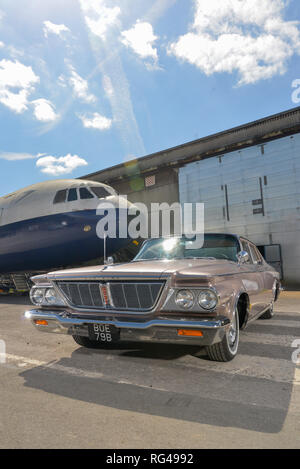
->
[88,324,119,343]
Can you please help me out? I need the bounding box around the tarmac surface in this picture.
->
[0,291,299,449]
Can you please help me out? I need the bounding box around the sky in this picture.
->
[0,0,300,197]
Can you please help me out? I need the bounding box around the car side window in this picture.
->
[79,187,94,200]
[248,243,262,264]
[67,188,78,202]
[254,245,264,264]
[53,190,67,204]
[240,240,253,264]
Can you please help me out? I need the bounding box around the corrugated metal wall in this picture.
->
[179,134,300,286]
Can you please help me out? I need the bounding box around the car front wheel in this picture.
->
[205,308,239,362]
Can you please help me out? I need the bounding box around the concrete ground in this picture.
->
[0,291,299,449]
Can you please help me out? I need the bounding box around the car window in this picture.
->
[53,190,67,204]
[254,245,263,264]
[91,187,111,199]
[79,187,94,200]
[240,240,253,264]
[249,243,262,264]
[67,188,78,202]
[134,234,240,262]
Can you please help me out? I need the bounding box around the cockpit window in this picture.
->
[53,190,67,204]
[79,187,94,200]
[90,187,110,199]
[67,188,78,202]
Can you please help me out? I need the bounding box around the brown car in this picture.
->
[25,234,280,362]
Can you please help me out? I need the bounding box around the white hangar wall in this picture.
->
[179,133,300,286]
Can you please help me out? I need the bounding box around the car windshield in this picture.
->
[133,234,240,262]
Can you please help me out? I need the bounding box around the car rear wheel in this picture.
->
[205,307,239,362]
[72,335,108,349]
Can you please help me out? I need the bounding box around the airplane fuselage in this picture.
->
[0,179,132,274]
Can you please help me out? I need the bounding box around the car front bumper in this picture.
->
[24,309,230,346]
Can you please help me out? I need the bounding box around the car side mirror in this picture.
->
[237,251,249,264]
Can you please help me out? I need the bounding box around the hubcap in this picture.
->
[227,309,239,352]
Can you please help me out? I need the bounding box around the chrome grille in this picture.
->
[109,282,163,310]
[57,282,103,308]
[56,281,164,311]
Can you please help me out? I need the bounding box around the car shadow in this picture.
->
[20,335,295,434]
[0,295,31,306]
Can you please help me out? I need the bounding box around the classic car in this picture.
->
[24,233,281,362]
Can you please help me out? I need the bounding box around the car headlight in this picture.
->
[30,288,45,305]
[44,288,65,306]
[175,290,194,309]
[198,290,218,310]
[30,287,65,306]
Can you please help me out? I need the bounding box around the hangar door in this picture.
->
[178,153,267,234]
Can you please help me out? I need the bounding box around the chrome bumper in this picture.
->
[24,309,230,346]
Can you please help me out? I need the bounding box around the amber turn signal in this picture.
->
[177,329,203,337]
[34,320,48,326]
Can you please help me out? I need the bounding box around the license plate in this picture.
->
[88,324,119,343]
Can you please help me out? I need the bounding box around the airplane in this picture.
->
[0,179,136,290]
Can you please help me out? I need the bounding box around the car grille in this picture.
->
[57,282,104,308]
[56,281,164,311]
[109,282,163,310]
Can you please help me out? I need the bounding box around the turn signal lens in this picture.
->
[177,329,203,337]
[34,320,48,326]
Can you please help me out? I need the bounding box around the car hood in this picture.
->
[47,258,239,281]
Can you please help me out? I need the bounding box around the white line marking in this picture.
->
[3,352,300,386]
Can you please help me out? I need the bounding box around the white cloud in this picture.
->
[31,98,59,122]
[102,75,114,97]
[36,154,88,176]
[80,2,145,156]
[0,41,4,48]
[78,112,112,130]
[43,20,70,38]
[121,21,159,67]
[168,0,300,85]
[0,152,44,161]
[79,0,121,40]
[66,64,96,103]
[0,59,40,113]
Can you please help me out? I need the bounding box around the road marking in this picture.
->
[241,332,300,347]
[4,353,104,379]
[253,320,300,328]
[3,351,300,386]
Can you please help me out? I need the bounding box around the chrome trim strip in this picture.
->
[25,309,230,330]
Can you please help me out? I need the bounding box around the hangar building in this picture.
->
[82,107,300,287]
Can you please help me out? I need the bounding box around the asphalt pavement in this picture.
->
[0,292,299,449]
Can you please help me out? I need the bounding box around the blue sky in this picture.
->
[0,0,300,196]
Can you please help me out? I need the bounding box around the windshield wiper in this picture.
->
[180,257,217,260]
[132,258,169,262]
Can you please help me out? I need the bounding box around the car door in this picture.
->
[251,243,275,306]
[239,239,267,318]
